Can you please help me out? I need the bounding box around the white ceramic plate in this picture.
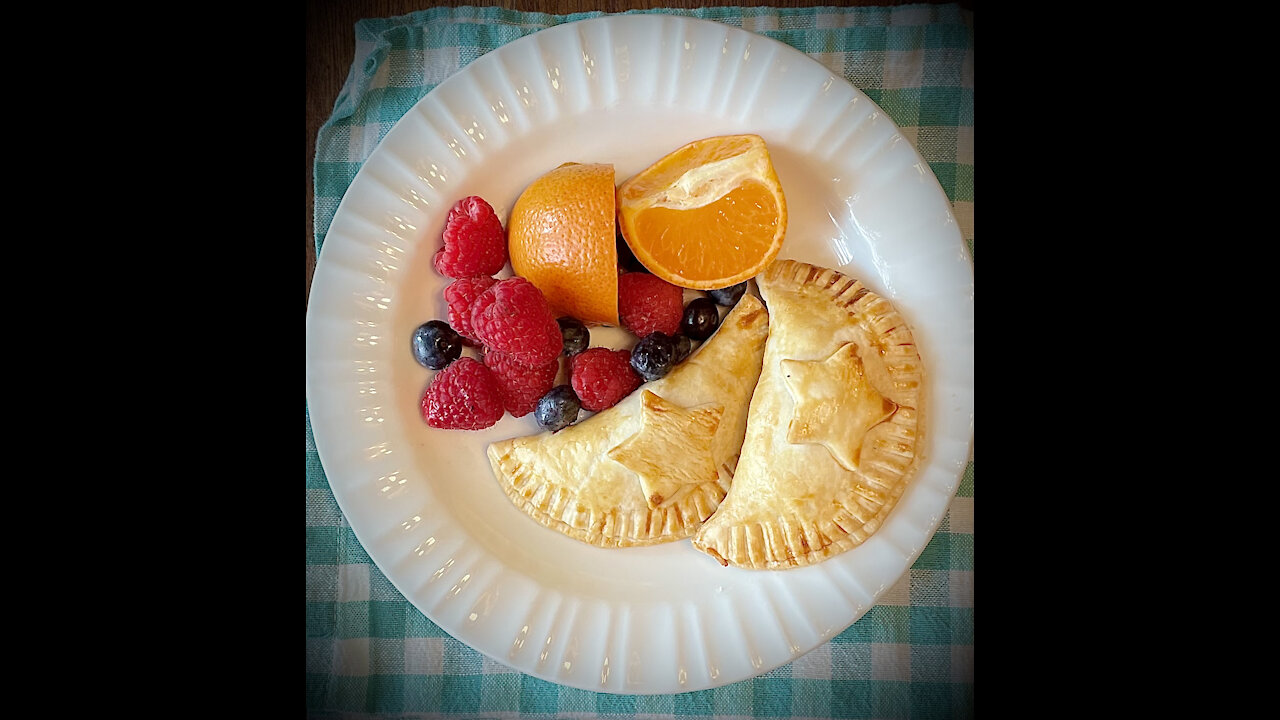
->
[306,15,974,695]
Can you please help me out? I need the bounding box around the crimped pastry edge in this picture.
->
[487,441,729,548]
[691,259,926,570]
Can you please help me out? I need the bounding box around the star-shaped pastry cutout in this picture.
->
[781,342,898,472]
[607,390,724,509]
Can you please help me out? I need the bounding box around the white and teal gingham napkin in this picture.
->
[308,4,973,717]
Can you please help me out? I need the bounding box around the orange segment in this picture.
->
[616,134,787,290]
[508,162,619,326]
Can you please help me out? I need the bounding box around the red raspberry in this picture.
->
[570,347,641,412]
[618,272,684,337]
[484,348,560,418]
[444,275,498,345]
[470,277,563,367]
[433,196,508,279]
[420,357,505,430]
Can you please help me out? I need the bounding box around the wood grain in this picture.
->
[305,0,972,313]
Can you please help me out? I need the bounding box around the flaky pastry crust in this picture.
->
[487,294,770,547]
[691,259,925,569]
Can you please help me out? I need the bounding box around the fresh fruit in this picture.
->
[616,134,787,290]
[469,277,563,367]
[444,275,498,345]
[680,297,721,341]
[671,333,693,364]
[535,385,581,432]
[507,162,619,326]
[630,332,676,382]
[483,348,560,418]
[557,316,590,357]
[707,281,747,307]
[618,272,683,337]
[411,320,463,370]
[421,357,505,430]
[570,347,641,412]
[433,196,508,279]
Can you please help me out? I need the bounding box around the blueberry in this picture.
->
[411,320,462,370]
[671,334,693,364]
[681,298,721,341]
[631,332,676,382]
[707,282,747,307]
[557,316,590,356]
[535,385,581,432]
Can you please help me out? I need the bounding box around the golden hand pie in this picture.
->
[486,293,770,547]
[692,259,924,569]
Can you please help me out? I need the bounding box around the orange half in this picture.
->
[508,162,619,326]
[616,134,787,290]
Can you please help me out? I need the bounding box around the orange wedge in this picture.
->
[616,134,787,290]
[508,162,619,326]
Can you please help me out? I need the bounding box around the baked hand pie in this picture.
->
[692,259,924,569]
[486,293,770,548]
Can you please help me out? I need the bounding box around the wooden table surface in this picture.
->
[305,0,971,313]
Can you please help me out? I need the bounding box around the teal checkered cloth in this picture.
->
[308,4,973,717]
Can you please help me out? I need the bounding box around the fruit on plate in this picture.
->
[469,277,564,368]
[534,385,581,433]
[507,162,620,326]
[433,196,508,279]
[616,134,787,290]
[569,347,641,413]
[617,271,684,337]
[421,357,506,431]
[443,275,498,345]
[483,348,560,418]
[410,320,463,370]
